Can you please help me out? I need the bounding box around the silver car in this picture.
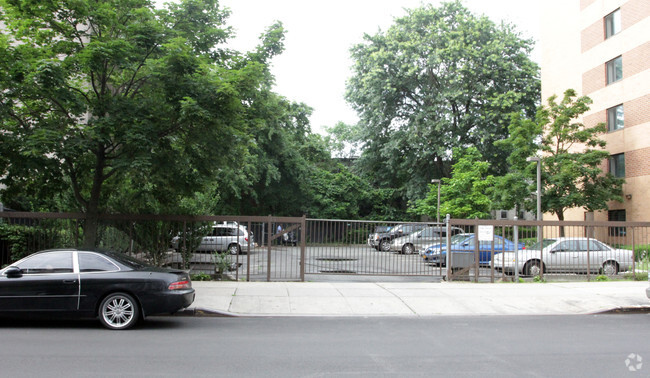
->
[494,237,634,276]
[171,223,253,255]
[390,226,464,254]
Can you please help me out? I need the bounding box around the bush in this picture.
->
[191,273,212,281]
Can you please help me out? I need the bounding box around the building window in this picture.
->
[607,104,624,132]
[605,9,621,39]
[608,209,626,237]
[500,211,507,219]
[606,56,622,84]
[609,153,625,178]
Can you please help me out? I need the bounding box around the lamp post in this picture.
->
[527,156,543,279]
[526,157,542,222]
[431,179,441,223]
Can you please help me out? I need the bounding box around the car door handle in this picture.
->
[63,279,78,284]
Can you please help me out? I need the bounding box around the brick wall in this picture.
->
[622,0,650,29]
[623,41,650,78]
[581,20,603,53]
[584,94,649,129]
[582,43,650,95]
[626,147,650,177]
[582,64,606,95]
[625,94,650,128]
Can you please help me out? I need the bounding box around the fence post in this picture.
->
[300,215,306,282]
[513,215,519,282]
[445,214,451,281]
[267,215,272,282]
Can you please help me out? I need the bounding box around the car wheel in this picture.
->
[524,260,544,277]
[602,261,619,276]
[228,244,241,255]
[99,293,139,330]
[402,244,415,255]
[379,239,391,252]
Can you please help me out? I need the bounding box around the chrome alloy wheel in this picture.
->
[99,293,139,330]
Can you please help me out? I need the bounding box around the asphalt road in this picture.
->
[1,314,649,377]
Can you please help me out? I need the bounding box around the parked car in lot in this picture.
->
[422,234,524,266]
[367,225,392,248]
[369,224,428,252]
[171,222,253,254]
[493,237,634,276]
[390,226,464,254]
[0,249,195,330]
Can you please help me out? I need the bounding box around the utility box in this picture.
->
[450,252,474,268]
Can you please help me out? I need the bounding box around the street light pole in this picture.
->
[431,179,441,223]
[527,156,543,279]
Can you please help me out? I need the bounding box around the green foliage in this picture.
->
[494,89,625,222]
[594,275,610,282]
[411,147,494,219]
[0,0,292,246]
[344,0,540,204]
[533,275,546,283]
[191,272,213,281]
[623,272,648,281]
[539,90,625,221]
[213,251,232,275]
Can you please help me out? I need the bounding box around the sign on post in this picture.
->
[478,225,494,241]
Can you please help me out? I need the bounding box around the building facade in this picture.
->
[541,0,650,223]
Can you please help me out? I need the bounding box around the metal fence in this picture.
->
[1,212,648,282]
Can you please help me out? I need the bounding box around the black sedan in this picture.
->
[0,249,195,330]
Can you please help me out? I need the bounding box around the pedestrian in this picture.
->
[276,224,283,245]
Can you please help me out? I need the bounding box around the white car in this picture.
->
[390,226,464,254]
[170,223,253,255]
[494,237,634,276]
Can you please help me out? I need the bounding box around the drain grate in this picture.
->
[315,257,358,262]
[319,270,357,274]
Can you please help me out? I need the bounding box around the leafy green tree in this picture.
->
[411,147,494,219]
[344,1,539,204]
[491,112,544,213]
[0,0,283,247]
[536,89,624,223]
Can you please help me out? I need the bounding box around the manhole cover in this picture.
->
[315,257,358,262]
[319,270,357,274]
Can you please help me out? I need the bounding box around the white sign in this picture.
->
[478,225,494,241]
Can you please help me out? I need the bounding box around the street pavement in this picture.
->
[185,280,650,317]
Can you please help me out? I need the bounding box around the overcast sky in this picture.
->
[195,0,540,134]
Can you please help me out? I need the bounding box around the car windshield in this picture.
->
[527,239,557,250]
[450,234,472,244]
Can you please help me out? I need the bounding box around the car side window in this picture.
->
[589,240,607,251]
[79,253,119,272]
[17,251,74,274]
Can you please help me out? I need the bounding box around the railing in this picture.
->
[1,212,648,282]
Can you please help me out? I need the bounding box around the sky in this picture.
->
[194,0,540,134]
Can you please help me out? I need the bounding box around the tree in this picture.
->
[0,0,284,247]
[536,89,624,224]
[344,1,539,204]
[410,147,494,219]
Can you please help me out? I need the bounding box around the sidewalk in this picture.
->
[186,280,650,317]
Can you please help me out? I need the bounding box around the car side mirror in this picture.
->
[4,266,23,278]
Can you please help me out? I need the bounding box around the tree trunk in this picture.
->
[557,210,565,237]
[81,148,106,249]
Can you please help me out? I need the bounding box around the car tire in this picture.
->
[602,261,619,276]
[524,260,544,277]
[402,244,415,255]
[99,292,140,330]
[379,239,391,252]
[228,244,241,255]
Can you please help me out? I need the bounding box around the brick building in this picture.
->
[541,0,650,223]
